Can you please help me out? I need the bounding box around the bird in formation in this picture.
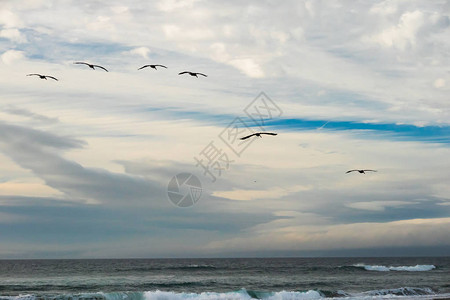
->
[26,64,383,179]
[74,62,108,72]
[178,71,207,77]
[138,64,167,70]
[240,132,278,140]
[27,74,58,81]
[346,169,377,174]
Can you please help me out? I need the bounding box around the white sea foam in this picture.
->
[0,295,36,300]
[3,289,450,300]
[389,265,436,271]
[265,290,323,299]
[143,290,323,300]
[143,290,252,300]
[354,263,436,272]
[364,287,435,296]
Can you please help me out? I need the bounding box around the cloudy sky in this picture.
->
[0,0,449,258]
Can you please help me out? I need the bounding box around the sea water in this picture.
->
[0,257,448,299]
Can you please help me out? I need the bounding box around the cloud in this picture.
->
[1,1,447,126]
[2,106,59,124]
[212,185,312,201]
[0,0,449,258]
[368,10,425,50]
[206,218,450,253]
[111,6,129,14]
[0,122,161,206]
[433,78,445,89]
[158,0,203,12]
[0,181,62,198]
[0,28,27,43]
[370,0,398,15]
[1,49,24,64]
[0,9,23,28]
[0,208,30,223]
[345,201,416,211]
[162,24,214,41]
[229,58,265,78]
[128,46,151,59]
[0,122,84,150]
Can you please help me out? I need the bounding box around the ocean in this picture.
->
[0,257,448,300]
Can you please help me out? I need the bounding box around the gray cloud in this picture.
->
[0,0,449,258]
[0,122,84,149]
[0,122,160,206]
[2,105,59,123]
[0,123,280,258]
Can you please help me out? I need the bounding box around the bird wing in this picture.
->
[196,73,207,77]
[346,170,358,173]
[155,65,167,68]
[93,65,108,72]
[74,62,89,66]
[138,65,150,70]
[261,132,277,136]
[240,134,256,140]
[27,74,40,76]
[178,71,189,75]
[46,76,58,81]
[363,170,377,172]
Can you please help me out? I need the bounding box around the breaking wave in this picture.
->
[362,287,435,296]
[1,287,449,300]
[353,263,436,272]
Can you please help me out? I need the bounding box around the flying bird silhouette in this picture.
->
[178,71,207,77]
[346,169,377,174]
[27,74,58,81]
[240,132,278,140]
[74,62,108,72]
[138,64,167,70]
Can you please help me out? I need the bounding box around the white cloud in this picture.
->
[0,0,449,257]
[0,28,27,43]
[304,0,315,17]
[158,0,202,12]
[207,218,450,252]
[346,201,415,211]
[0,9,23,28]
[163,24,214,41]
[229,58,265,78]
[1,49,24,64]
[129,46,151,59]
[111,6,129,14]
[86,15,113,31]
[212,185,313,201]
[433,78,445,88]
[370,0,398,16]
[367,10,425,50]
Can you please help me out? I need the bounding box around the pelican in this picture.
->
[74,62,108,72]
[346,169,377,174]
[240,132,277,140]
[27,74,58,81]
[138,64,167,70]
[178,71,207,77]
